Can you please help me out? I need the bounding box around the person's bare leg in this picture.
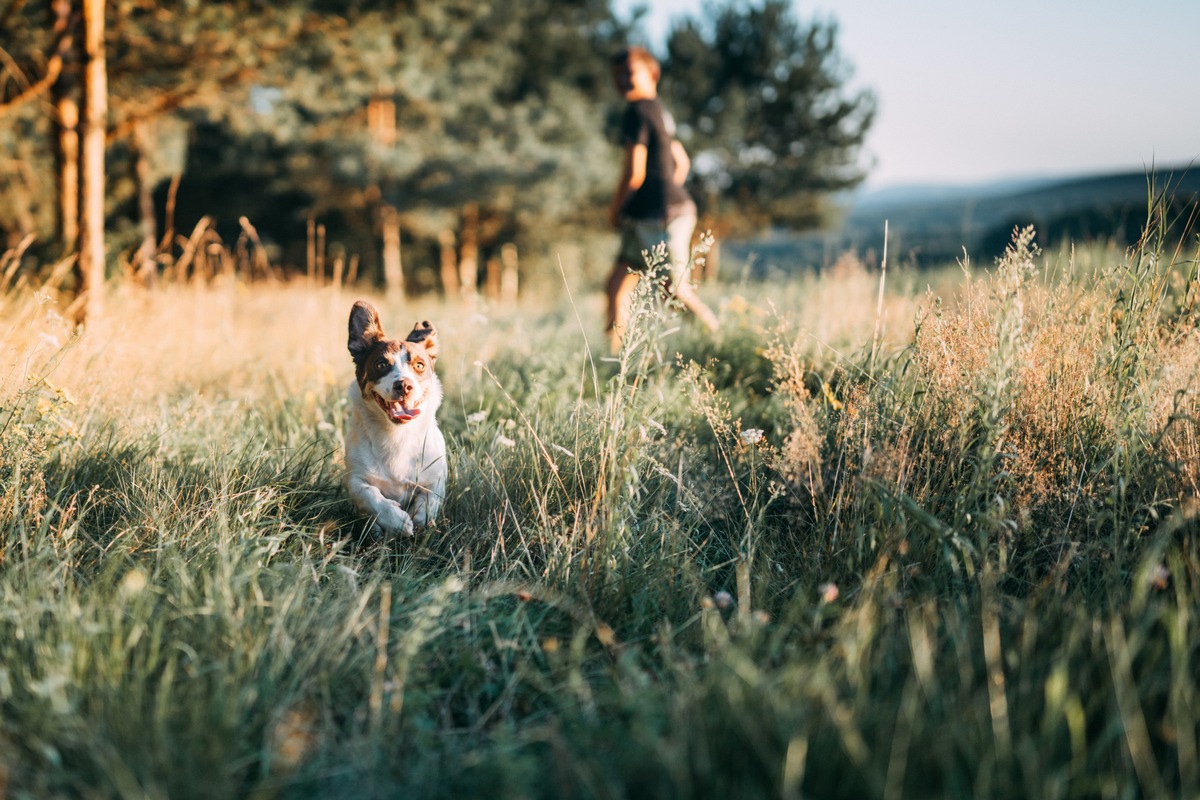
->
[661,213,718,334]
[669,277,719,332]
[606,260,640,351]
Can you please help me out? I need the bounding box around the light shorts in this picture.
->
[616,212,697,283]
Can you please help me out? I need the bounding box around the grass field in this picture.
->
[1,223,1198,798]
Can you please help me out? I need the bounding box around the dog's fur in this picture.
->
[344,300,446,537]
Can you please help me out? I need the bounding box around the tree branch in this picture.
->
[0,47,64,118]
[0,1,73,119]
[105,63,255,142]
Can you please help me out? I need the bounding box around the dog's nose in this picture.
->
[394,378,413,397]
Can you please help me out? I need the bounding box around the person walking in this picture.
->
[605,46,719,351]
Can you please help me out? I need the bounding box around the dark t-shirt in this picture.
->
[619,98,696,222]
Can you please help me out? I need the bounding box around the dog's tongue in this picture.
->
[375,393,421,424]
[387,402,420,424]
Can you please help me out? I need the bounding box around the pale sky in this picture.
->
[614,0,1200,188]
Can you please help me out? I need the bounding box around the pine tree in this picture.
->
[662,0,875,233]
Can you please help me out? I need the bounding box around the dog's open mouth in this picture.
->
[374,392,421,424]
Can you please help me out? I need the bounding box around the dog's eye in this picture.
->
[413,361,425,372]
[376,358,389,371]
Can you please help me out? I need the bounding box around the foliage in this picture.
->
[662,0,876,233]
[2,0,877,289]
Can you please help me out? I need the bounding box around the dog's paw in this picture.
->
[375,501,415,538]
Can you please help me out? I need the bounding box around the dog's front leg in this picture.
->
[409,456,447,528]
[408,484,441,528]
[347,478,414,538]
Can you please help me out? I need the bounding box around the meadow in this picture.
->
[0,222,1198,799]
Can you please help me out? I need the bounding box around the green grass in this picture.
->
[1,224,1198,798]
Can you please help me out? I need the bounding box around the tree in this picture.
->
[234,0,626,289]
[661,0,875,233]
[3,0,631,295]
[0,0,74,249]
[76,0,106,319]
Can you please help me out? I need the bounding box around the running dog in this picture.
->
[344,300,446,537]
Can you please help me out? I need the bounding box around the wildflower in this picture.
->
[724,294,749,315]
[467,409,489,425]
[269,705,318,772]
[821,381,843,411]
[595,623,617,647]
[818,582,839,603]
[740,428,764,445]
[713,590,733,609]
[120,569,148,596]
[495,434,516,448]
[1148,563,1170,591]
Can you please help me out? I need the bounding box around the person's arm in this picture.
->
[609,143,648,228]
[671,139,690,186]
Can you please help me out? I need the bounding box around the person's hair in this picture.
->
[611,46,661,83]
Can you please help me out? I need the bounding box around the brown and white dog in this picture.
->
[344,300,446,538]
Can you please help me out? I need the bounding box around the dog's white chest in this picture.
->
[344,382,447,536]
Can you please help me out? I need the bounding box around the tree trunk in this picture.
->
[380,204,403,302]
[458,202,478,299]
[438,229,459,300]
[132,120,156,285]
[55,92,80,252]
[306,218,315,284]
[51,0,80,254]
[76,0,107,320]
[500,242,519,303]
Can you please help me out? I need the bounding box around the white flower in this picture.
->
[121,569,148,596]
[467,410,489,425]
[818,582,839,603]
[740,428,764,444]
[495,434,516,448]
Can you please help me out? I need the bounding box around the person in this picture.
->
[605,46,719,351]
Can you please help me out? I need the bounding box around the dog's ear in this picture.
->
[406,320,439,362]
[348,301,385,363]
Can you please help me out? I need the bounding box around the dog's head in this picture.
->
[347,301,440,425]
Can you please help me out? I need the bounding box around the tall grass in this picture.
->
[0,220,1197,798]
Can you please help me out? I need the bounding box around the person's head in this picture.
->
[611,46,660,100]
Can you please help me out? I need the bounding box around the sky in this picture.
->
[613,0,1200,188]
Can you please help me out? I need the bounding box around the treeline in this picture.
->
[0,0,874,317]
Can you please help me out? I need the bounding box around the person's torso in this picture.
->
[620,99,694,221]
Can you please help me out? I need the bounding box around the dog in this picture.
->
[344,300,446,537]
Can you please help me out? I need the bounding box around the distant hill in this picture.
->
[724,165,1200,272]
